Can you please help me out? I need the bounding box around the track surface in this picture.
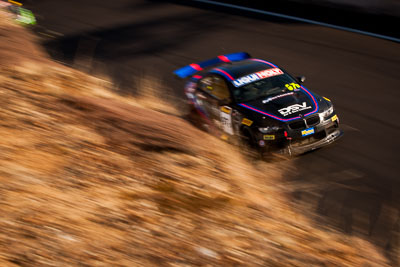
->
[25,0,400,258]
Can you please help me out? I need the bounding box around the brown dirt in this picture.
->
[0,13,390,266]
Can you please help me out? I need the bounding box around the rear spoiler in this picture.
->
[173,52,251,78]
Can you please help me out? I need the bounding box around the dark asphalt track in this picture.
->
[24,0,400,261]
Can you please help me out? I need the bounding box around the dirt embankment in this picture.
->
[0,14,390,266]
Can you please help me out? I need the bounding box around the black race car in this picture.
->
[174,52,343,156]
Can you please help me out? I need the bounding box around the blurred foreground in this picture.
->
[0,14,392,266]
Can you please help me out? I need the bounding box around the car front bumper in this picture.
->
[256,113,343,156]
[282,128,343,156]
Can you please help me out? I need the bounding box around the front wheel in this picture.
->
[239,128,263,160]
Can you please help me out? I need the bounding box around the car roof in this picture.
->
[210,59,278,80]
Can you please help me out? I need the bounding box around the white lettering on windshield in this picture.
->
[262,92,294,103]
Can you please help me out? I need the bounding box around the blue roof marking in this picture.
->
[173,52,250,78]
[174,65,198,78]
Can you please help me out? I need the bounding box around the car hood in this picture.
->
[239,88,320,121]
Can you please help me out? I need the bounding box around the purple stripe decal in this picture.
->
[301,86,319,116]
[239,103,297,121]
[239,86,319,122]
[250,58,278,68]
[212,68,235,80]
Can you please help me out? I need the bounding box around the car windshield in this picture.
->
[233,73,299,103]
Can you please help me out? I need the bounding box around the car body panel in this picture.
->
[177,53,343,156]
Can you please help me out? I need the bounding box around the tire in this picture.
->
[239,128,262,159]
[185,105,209,132]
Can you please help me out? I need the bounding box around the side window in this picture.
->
[199,75,230,100]
[212,77,230,100]
[199,77,214,93]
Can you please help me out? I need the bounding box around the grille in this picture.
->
[288,120,306,130]
[288,115,320,130]
[306,115,320,126]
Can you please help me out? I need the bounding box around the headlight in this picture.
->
[320,106,334,120]
[258,126,281,133]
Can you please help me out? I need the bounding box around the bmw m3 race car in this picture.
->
[174,52,343,156]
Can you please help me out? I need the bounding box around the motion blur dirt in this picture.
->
[0,14,391,266]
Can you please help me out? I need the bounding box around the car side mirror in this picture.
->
[297,76,306,83]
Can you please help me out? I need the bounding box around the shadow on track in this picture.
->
[41,2,224,95]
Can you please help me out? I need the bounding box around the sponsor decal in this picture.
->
[301,127,315,137]
[263,92,294,104]
[232,68,283,87]
[220,110,233,135]
[241,118,253,126]
[220,106,231,114]
[278,102,312,116]
[263,135,275,140]
[331,114,338,122]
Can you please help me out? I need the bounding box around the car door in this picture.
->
[198,75,234,136]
